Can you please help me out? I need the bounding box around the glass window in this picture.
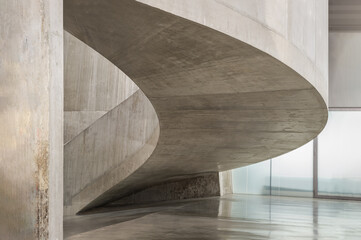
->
[271,141,314,197]
[232,160,270,195]
[318,111,361,197]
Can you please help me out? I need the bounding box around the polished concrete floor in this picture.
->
[64,194,361,240]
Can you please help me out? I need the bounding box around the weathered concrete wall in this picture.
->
[109,173,220,206]
[0,0,63,239]
[137,0,329,104]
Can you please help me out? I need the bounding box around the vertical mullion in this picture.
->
[270,159,272,196]
[313,138,318,198]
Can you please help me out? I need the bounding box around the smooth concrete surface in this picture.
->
[64,194,361,239]
[138,0,329,103]
[64,31,139,143]
[329,32,361,108]
[64,31,139,112]
[64,111,106,143]
[64,32,159,215]
[0,0,63,239]
[64,0,328,212]
[64,90,159,215]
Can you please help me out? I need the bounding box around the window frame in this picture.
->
[314,107,361,201]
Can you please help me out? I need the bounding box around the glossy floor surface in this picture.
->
[64,194,361,239]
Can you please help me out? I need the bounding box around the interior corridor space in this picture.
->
[2,0,361,239]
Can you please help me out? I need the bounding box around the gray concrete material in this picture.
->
[64,32,158,215]
[137,0,329,103]
[64,111,106,143]
[64,31,140,145]
[64,90,159,216]
[64,195,361,239]
[330,0,361,31]
[219,170,233,196]
[64,31,139,112]
[329,32,361,108]
[64,0,328,212]
[65,123,159,216]
[315,0,329,101]
[109,173,220,207]
[0,0,63,239]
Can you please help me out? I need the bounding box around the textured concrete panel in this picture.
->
[64,90,159,215]
[64,31,141,145]
[64,0,328,213]
[0,0,63,239]
[109,173,220,207]
[64,111,106,143]
[137,0,329,102]
[64,31,159,215]
[64,31,139,112]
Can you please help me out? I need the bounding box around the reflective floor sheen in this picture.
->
[65,194,361,240]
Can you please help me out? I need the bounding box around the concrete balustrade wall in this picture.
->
[0,0,63,239]
[64,32,140,143]
[136,0,328,193]
[137,0,329,104]
[63,32,160,216]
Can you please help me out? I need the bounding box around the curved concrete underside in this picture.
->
[64,0,328,212]
[138,0,329,102]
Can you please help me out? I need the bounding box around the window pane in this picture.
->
[232,160,270,195]
[318,111,361,197]
[271,141,314,197]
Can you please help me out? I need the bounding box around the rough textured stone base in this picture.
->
[109,173,220,207]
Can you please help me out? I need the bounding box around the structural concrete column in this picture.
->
[0,0,63,239]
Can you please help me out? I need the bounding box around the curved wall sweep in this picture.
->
[64,31,140,144]
[64,32,159,215]
[137,0,329,102]
[64,0,328,213]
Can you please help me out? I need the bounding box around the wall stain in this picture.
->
[34,141,49,239]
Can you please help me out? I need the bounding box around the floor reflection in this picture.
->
[65,194,361,240]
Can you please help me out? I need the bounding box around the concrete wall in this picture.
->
[137,0,329,105]
[63,32,226,209]
[64,32,139,143]
[329,32,361,108]
[0,0,63,239]
[110,173,220,206]
[64,90,159,215]
[63,32,159,215]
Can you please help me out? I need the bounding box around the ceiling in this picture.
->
[330,0,361,31]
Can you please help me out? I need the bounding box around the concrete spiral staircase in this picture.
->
[64,0,328,215]
[63,32,159,215]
